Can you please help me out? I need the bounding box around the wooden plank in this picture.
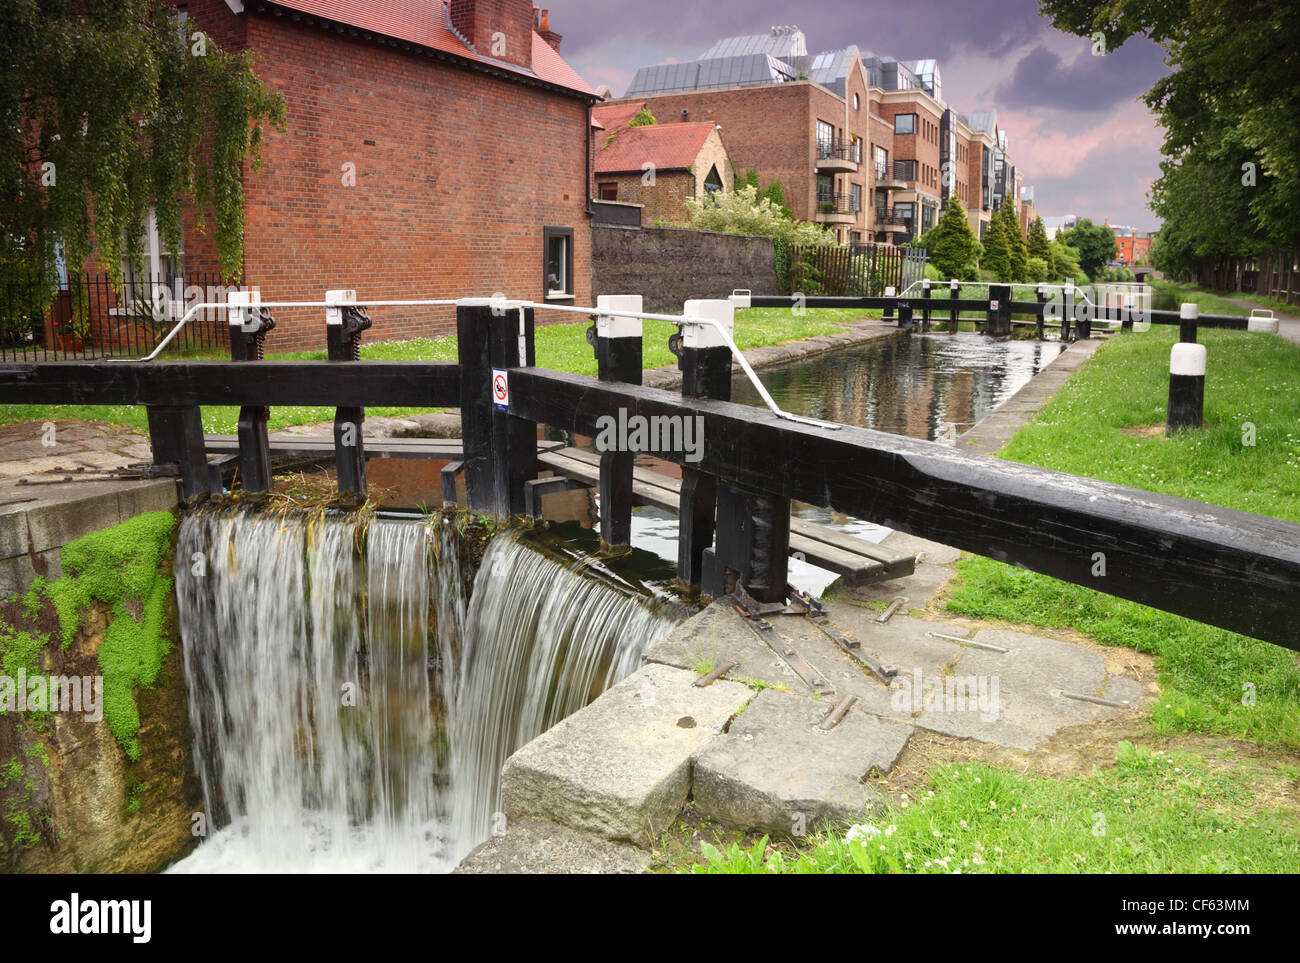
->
[508,368,1300,650]
[0,361,461,407]
[537,450,886,584]
[789,517,913,576]
[546,448,900,582]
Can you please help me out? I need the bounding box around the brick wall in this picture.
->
[609,86,814,218]
[597,170,694,224]
[183,5,592,351]
[591,225,776,314]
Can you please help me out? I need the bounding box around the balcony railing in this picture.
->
[893,161,918,182]
[817,192,857,215]
[817,139,863,164]
[875,206,912,226]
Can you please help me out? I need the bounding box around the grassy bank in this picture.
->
[1148,278,1253,316]
[0,307,861,436]
[681,321,1300,874]
[945,326,1300,746]
[685,749,1300,874]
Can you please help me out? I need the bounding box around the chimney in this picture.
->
[535,7,563,53]
[450,0,534,69]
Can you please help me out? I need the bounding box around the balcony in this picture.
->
[815,192,859,225]
[873,164,907,190]
[816,139,861,173]
[874,206,911,231]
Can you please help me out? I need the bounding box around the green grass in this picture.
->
[1151,278,1295,318]
[690,750,1300,874]
[1149,279,1253,317]
[945,325,1300,746]
[0,308,860,436]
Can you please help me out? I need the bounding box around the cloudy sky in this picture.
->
[547,0,1169,230]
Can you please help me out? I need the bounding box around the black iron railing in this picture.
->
[817,139,862,164]
[816,192,856,215]
[0,272,232,361]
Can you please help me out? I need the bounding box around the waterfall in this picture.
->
[448,532,681,851]
[168,508,681,872]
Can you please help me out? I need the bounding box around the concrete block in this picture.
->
[693,688,912,836]
[453,818,649,874]
[501,663,753,846]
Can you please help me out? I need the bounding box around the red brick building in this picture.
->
[592,103,734,225]
[166,0,596,349]
[611,29,1034,252]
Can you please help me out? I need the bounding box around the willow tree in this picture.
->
[0,0,285,295]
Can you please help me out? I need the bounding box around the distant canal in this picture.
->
[627,333,1067,591]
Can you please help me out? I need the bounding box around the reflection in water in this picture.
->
[625,334,1063,593]
[730,333,1064,440]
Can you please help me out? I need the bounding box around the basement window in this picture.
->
[544,227,574,300]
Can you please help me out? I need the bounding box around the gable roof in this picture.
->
[596,122,717,174]
[592,101,647,131]
[254,0,594,96]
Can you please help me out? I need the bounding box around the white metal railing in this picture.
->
[896,279,1099,306]
[123,295,843,432]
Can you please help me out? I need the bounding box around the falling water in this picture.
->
[168,508,682,872]
[448,532,681,852]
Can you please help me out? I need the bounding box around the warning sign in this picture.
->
[492,368,509,411]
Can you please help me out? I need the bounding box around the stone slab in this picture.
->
[500,663,753,846]
[452,818,649,874]
[914,629,1140,749]
[693,688,912,836]
[646,601,971,721]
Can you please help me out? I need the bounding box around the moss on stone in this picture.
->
[27,511,177,760]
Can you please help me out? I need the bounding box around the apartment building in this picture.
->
[613,27,1034,248]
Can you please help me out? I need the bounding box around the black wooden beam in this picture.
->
[507,368,1300,649]
[0,362,461,408]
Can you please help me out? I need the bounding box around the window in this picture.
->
[816,119,835,155]
[543,227,573,300]
[894,202,915,224]
[874,146,888,179]
[850,183,862,212]
[702,164,724,193]
[598,182,618,201]
[922,202,936,233]
[853,93,860,110]
[121,209,184,291]
[894,113,916,135]
[894,159,917,181]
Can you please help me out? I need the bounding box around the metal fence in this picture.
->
[0,272,232,360]
[786,243,928,297]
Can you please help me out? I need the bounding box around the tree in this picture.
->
[980,209,1012,280]
[1039,1,1300,277]
[1062,218,1117,279]
[1000,204,1029,282]
[760,179,793,219]
[915,196,979,279]
[1026,216,1054,275]
[1,1,285,291]
[1049,238,1084,282]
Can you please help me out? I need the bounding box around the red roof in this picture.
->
[596,122,716,174]
[263,0,593,95]
[592,101,647,132]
